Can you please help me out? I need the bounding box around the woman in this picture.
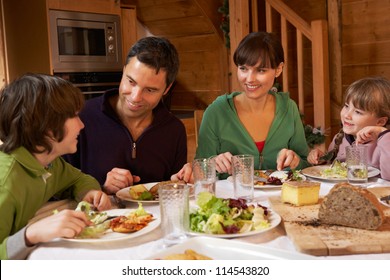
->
[0,74,111,259]
[173,32,310,182]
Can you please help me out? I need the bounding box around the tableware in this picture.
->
[116,182,160,203]
[146,236,314,260]
[159,183,190,247]
[187,210,281,238]
[116,182,194,203]
[346,145,368,183]
[192,157,217,198]
[232,154,254,201]
[61,208,160,243]
[227,170,306,189]
[301,165,380,181]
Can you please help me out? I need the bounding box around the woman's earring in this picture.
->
[270,86,278,93]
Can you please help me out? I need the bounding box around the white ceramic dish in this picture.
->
[62,208,160,243]
[227,170,306,189]
[146,236,315,260]
[116,183,160,203]
[187,210,281,238]
[302,165,380,181]
[116,182,194,203]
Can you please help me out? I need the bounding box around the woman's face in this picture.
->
[237,61,283,98]
[340,100,385,136]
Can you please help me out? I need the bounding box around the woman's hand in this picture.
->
[214,152,234,174]
[307,148,325,165]
[25,209,92,245]
[276,148,300,170]
[171,163,193,184]
[355,126,387,144]
[103,168,140,194]
[82,190,111,211]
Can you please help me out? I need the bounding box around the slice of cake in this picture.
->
[318,183,385,230]
[281,181,321,206]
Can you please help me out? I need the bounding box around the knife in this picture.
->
[380,195,390,204]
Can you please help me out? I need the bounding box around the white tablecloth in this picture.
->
[27,178,390,260]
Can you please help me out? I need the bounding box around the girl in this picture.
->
[308,76,390,180]
[0,74,111,259]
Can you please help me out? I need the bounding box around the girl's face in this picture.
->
[237,61,283,98]
[51,116,85,156]
[340,100,385,136]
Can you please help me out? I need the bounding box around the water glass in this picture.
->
[232,154,254,201]
[159,183,189,247]
[192,157,217,198]
[346,145,368,184]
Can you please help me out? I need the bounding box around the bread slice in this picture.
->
[318,182,385,230]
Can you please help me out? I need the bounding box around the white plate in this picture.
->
[187,210,281,238]
[116,183,160,203]
[116,182,194,203]
[146,236,314,260]
[62,208,160,243]
[302,165,380,181]
[227,170,306,190]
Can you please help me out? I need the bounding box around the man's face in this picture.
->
[117,57,170,120]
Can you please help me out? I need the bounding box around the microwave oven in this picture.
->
[49,10,123,73]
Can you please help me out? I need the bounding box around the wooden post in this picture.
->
[229,0,250,92]
[311,20,331,146]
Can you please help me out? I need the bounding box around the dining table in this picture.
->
[27,175,390,260]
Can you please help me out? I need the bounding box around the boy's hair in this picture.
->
[0,73,84,154]
[126,36,179,88]
[345,76,390,125]
[233,31,284,68]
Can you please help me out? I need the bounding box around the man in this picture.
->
[65,36,187,194]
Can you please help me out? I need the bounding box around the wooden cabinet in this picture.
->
[1,0,135,82]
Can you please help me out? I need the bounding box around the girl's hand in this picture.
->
[82,190,111,211]
[171,162,193,184]
[307,148,325,165]
[276,148,300,170]
[25,209,91,245]
[355,126,387,144]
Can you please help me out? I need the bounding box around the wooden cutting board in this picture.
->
[269,187,390,256]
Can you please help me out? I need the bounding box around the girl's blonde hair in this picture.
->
[345,76,390,125]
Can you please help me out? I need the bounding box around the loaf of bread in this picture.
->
[318,183,385,230]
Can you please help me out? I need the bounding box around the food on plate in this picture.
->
[320,160,347,178]
[281,181,321,206]
[254,170,305,186]
[148,180,186,195]
[129,180,188,201]
[318,183,385,230]
[190,192,270,235]
[162,249,212,260]
[110,203,154,233]
[129,184,153,200]
[74,201,111,238]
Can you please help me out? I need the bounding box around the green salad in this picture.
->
[321,160,347,178]
[190,192,270,235]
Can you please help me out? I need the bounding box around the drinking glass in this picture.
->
[192,157,217,198]
[232,154,254,201]
[159,183,189,247]
[346,145,368,184]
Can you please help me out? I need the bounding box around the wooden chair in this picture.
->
[180,109,204,163]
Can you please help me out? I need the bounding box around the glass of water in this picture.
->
[192,157,217,199]
[346,145,368,184]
